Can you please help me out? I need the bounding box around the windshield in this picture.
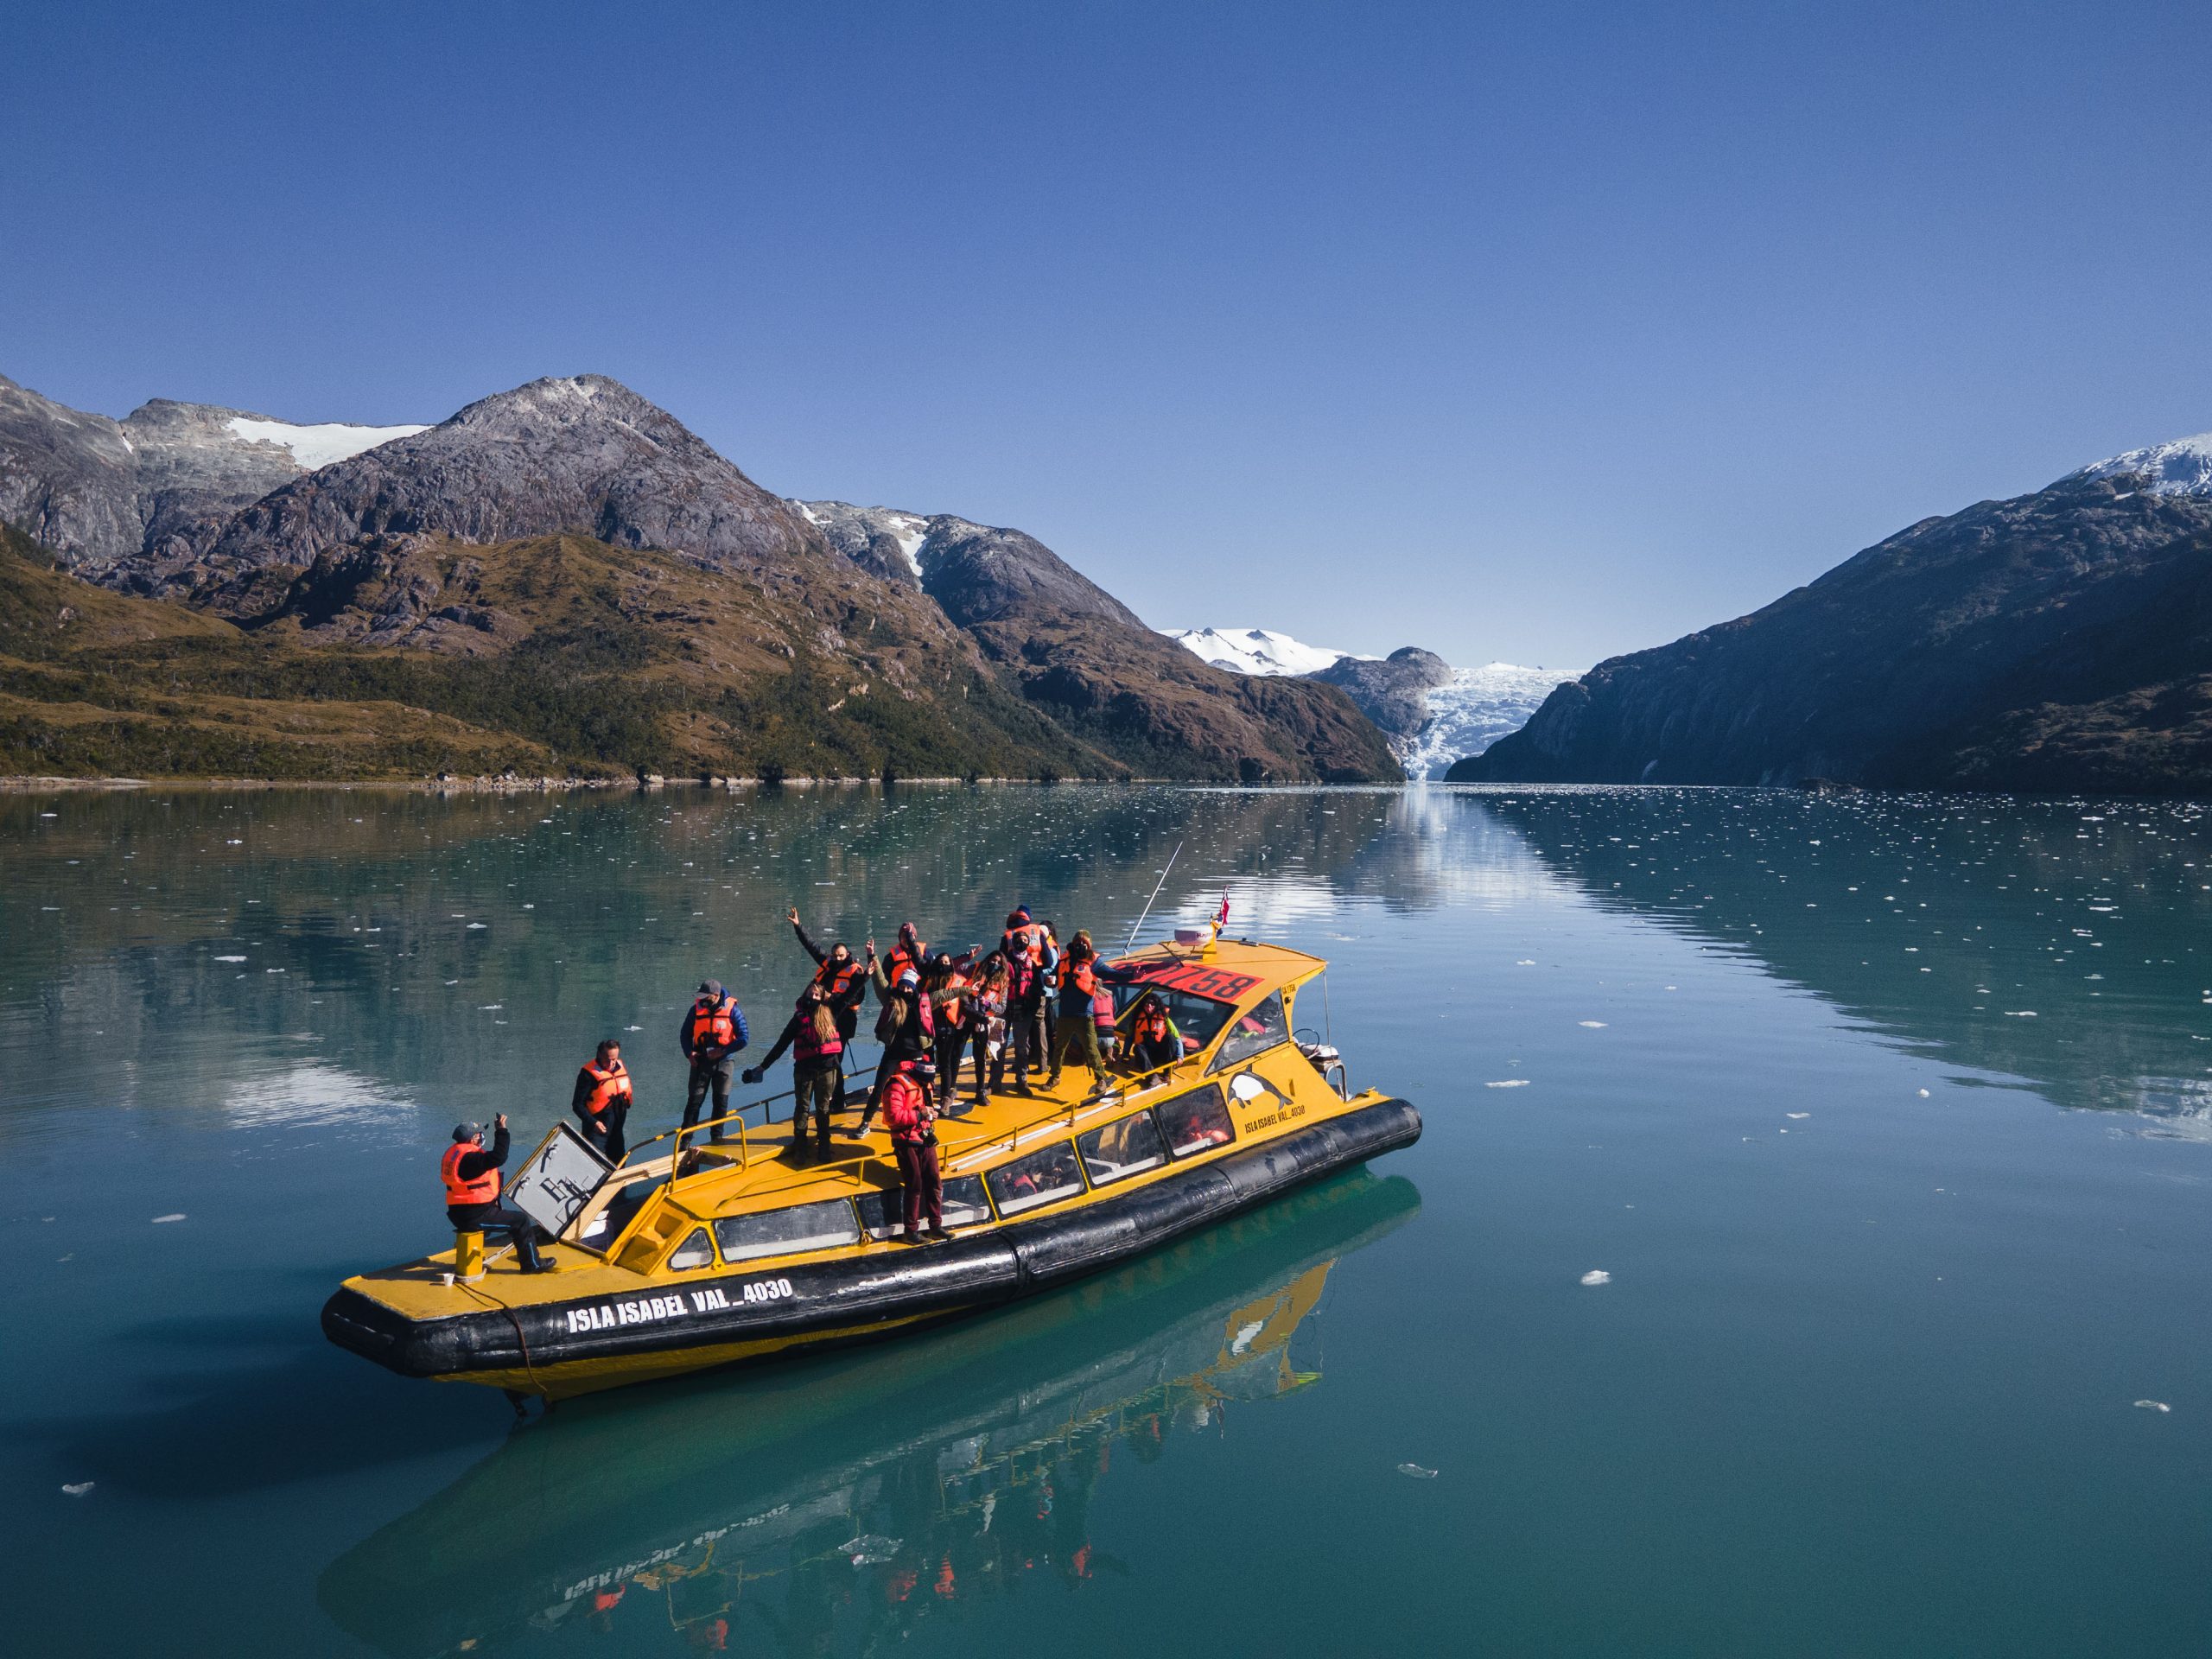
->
[1109,983,1235,1052]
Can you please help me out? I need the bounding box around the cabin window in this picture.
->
[857,1175,992,1236]
[713,1198,861,1263]
[666,1228,715,1270]
[1155,1083,1236,1157]
[1079,1112,1167,1185]
[1207,991,1288,1074]
[987,1141,1086,1217]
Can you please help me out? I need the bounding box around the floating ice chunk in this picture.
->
[624,1024,643,1032]
[1516,959,1535,966]
[467,922,487,930]
[2135,1400,2171,1413]
[479,1004,503,1011]
[1785,1112,1809,1119]
[1578,1020,1608,1029]
[214,956,246,963]
[151,1213,185,1224]
[1485,1079,1530,1089]
[1396,1462,1439,1478]
[1918,1089,1930,1097]
[60,1482,93,1497]
[1580,1269,1611,1286]
[2004,1010,2038,1018]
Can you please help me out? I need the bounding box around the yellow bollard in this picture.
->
[454,1230,486,1281]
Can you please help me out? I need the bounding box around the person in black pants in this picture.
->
[861,950,932,1130]
[569,1038,632,1162]
[785,909,871,1109]
[678,980,749,1143]
[441,1114,550,1272]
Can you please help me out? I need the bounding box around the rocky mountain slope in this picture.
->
[0,372,423,577]
[1455,433,2212,793]
[799,504,1399,782]
[1173,626,1579,779]
[0,373,1399,783]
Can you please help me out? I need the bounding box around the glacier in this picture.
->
[1173,626,1580,779]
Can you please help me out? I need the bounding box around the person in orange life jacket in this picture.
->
[1000,906,1057,1096]
[968,953,1012,1107]
[883,920,929,990]
[569,1038,633,1161]
[1046,931,1104,1090]
[861,949,933,1128]
[925,947,987,1112]
[1128,996,1183,1072]
[743,983,846,1154]
[678,980,749,1143]
[785,908,871,1109]
[882,1058,949,1243]
[1048,934,1141,1095]
[1092,978,1125,1071]
[442,1114,550,1272]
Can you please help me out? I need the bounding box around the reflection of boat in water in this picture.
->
[324,938,1421,1399]
[319,1166,1418,1658]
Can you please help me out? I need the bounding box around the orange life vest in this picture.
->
[1002,922,1046,964]
[938,971,970,1025]
[813,955,862,1001]
[1058,955,1096,998]
[887,943,927,987]
[441,1141,499,1206]
[1136,1005,1169,1044]
[687,995,738,1052]
[580,1058,632,1116]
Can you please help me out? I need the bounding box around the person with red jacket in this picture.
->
[861,947,933,1130]
[881,1058,948,1243]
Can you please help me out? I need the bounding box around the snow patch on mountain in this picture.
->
[225,416,429,471]
[1172,627,1358,677]
[2069,432,2212,497]
[1402,663,1584,779]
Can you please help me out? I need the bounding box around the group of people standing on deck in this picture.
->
[441,902,1192,1263]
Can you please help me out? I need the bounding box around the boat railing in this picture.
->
[938,1052,1190,1167]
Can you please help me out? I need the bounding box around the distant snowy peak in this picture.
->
[2069,431,2212,497]
[223,416,429,472]
[1172,627,1356,677]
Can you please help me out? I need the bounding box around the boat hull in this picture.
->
[322,1095,1420,1399]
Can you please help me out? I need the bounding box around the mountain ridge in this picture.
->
[0,372,1400,784]
[1455,440,2212,793]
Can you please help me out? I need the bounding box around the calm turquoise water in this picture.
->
[3,784,2209,1656]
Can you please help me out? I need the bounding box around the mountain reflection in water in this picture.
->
[319,1168,1417,1659]
[1460,786,2212,1130]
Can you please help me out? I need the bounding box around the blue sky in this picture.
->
[4,1,2208,664]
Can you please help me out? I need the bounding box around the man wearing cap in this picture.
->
[440,1113,551,1272]
[678,979,749,1144]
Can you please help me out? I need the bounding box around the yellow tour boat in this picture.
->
[321,935,1421,1402]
